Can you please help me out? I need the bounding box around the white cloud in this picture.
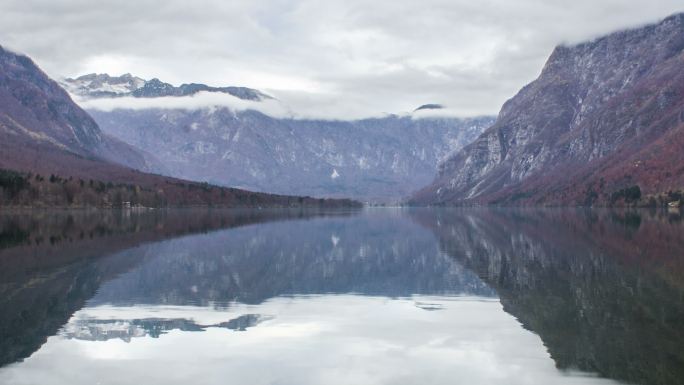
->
[1,0,683,118]
[73,91,398,121]
[74,90,487,121]
[75,92,291,117]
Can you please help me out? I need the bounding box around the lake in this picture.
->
[0,208,682,385]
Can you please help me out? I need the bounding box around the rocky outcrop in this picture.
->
[412,13,684,206]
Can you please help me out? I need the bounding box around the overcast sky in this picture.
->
[1,0,683,119]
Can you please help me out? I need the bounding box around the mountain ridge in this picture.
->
[62,73,270,101]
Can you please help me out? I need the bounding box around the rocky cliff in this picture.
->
[412,13,684,206]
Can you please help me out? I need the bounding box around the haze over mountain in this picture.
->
[64,73,493,202]
[412,13,684,206]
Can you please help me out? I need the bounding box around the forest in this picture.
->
[0,169,361,209]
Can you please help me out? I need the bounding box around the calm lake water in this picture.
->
[0,208,682,385]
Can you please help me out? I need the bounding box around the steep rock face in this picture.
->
[0,46,102,152]
[413,13,684,205]
[88,107,492,201]
[0,46,156,172]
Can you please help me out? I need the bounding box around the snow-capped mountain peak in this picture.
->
[61,74,270,101]
[62,73,146,98]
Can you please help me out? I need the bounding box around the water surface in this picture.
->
[0,208,682,385]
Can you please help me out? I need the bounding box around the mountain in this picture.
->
[61,73,146,97]
[412,13,684,206]
[73,84,492,201]
[0,45,358,208]
[0,46,158,172]
[62,73,270,100]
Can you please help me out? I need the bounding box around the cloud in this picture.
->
[74,91,396,121]
[75,90,483,121]
[1,0,683,119]
[75,92,293,118]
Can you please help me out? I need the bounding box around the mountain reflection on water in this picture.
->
[0,208,682,385]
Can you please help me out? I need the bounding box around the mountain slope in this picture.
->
[412,13,684,206]
[77,90,491,202]
[0,45,161,172]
